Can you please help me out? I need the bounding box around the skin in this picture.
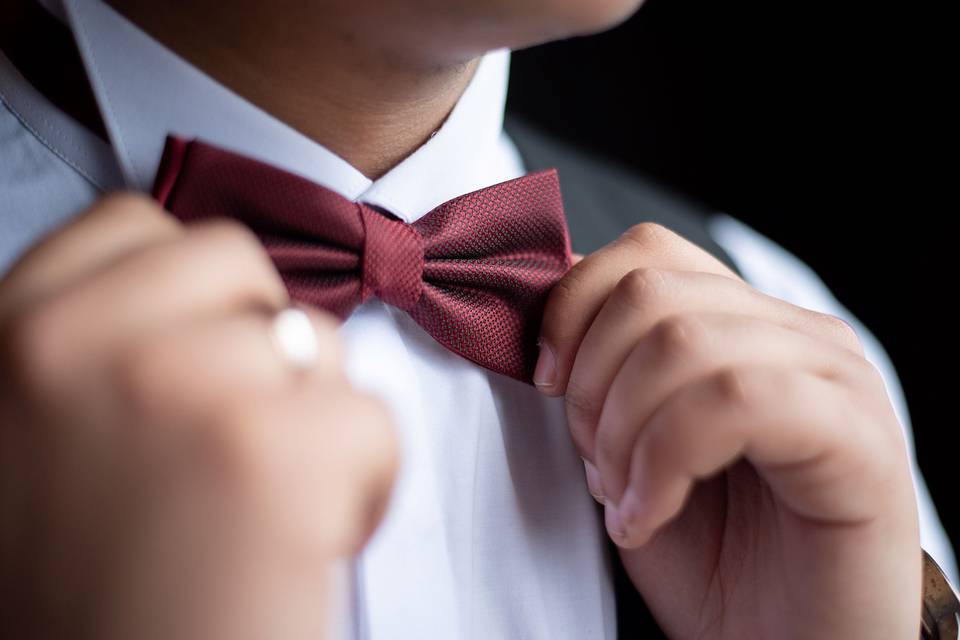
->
[0,0,922,637]
[105,0,643,178]
[0,197,398,639]
[535,225,921,637]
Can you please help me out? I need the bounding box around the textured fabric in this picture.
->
[153,135,573,382]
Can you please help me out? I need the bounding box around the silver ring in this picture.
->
[269,307,320,371]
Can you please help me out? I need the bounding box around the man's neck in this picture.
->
[106,1,481,180]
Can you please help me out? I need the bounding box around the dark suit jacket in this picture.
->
[506,116,741,277]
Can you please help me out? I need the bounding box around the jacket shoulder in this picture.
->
[504,115,739,275]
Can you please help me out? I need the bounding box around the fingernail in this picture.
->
[605,502,627,542]
[619,487,645,529]
[533,339,557,389]
[582,458,605,502]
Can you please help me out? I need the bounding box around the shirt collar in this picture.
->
[60,0,513,223]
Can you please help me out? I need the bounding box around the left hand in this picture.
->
[536,223,921,638]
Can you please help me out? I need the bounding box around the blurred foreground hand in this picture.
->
[0,194,398,640]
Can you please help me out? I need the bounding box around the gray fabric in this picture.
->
[0,48,123,275]
[505,116,741,278]
[0,99,102,273]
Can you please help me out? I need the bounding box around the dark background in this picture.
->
[509,0,956,553]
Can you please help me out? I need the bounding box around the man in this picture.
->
[0,0,955,638]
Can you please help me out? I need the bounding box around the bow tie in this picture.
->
[152,136,573,383]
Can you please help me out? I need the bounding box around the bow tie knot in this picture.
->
[359,204,424,312]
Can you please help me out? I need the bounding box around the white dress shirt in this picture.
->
[0,1,955,638]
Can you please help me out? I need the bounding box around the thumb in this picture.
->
[533,248,625,395]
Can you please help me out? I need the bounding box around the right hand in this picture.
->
[0,194,398,640]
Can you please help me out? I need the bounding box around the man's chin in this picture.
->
[563,0,648,37]
[502,0,647,52]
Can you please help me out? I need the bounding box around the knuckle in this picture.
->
[712,366,755,409]
[843,351,883,388]
[712,367,798,414]
[648,314,705,361]
[621,222,675,252]
[815,312,864,355]
[614,267,670,311]
[860,358,888,392]
[564,378,602,444]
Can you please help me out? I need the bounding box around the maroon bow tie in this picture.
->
[152,136,573,383]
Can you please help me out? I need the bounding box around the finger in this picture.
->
[0,193,182,321]
[566,268,865,466]
[608,366,891,549]
[20,219,289,377]
[536,222,740,393]
[297,388,400,556]
[108,306,342,422]
[584,313,872,505]
[211,383,400,558]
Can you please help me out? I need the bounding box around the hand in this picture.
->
[0,194,398,640]
[536,223,921,638]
